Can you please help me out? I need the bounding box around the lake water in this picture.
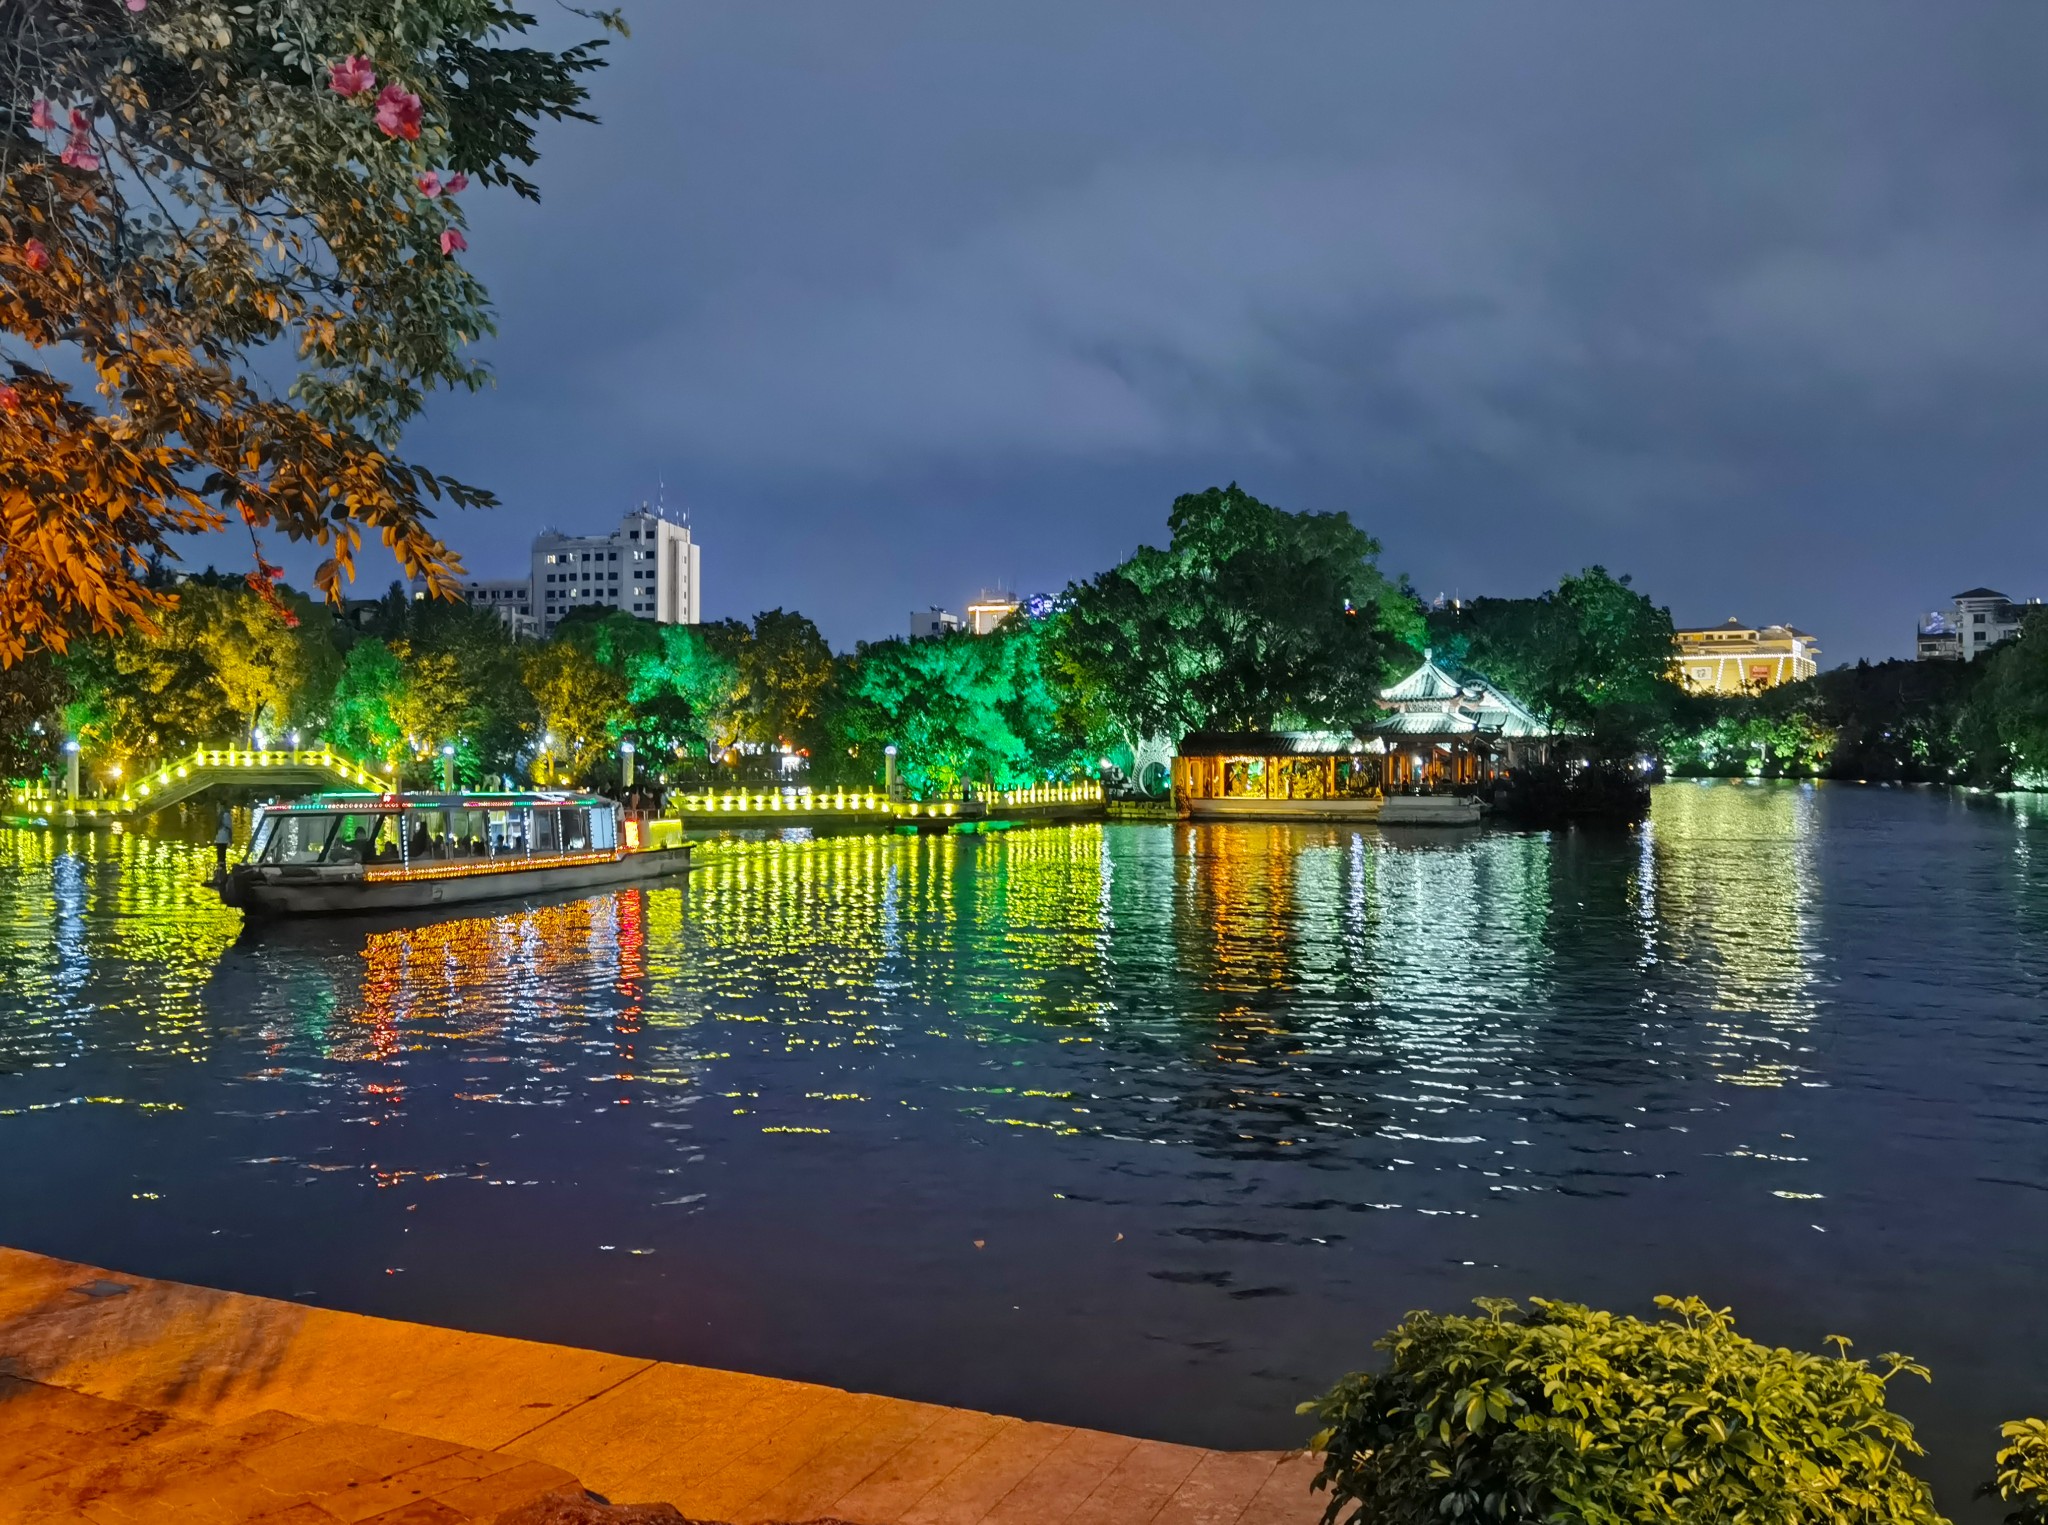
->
[3,782,2045,1513]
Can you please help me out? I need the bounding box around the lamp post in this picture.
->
[441,744,456,791]
[64,740,80,802]
[620,739,636,791]
[884,744,898,800]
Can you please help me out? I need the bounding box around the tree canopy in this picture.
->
[1428,567,1683,755]
[1058,483,1424,748]
[1,0,617,663]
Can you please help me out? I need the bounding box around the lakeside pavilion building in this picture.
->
[1171,653,1553,821]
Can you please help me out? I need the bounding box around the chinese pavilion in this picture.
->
[1171,653,1552,821]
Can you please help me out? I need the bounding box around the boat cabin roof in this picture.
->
[263,791,616,813]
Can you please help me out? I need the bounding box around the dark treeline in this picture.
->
[6,485,2048,795]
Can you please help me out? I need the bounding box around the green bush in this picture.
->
[1301,1295,1943,1525]
[1989,1419,2048,1524]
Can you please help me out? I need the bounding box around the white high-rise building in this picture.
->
[531,505,701,637]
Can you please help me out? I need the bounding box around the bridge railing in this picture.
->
[669,780,1104,821]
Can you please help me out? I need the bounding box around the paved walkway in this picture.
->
[0,1248,1324,1525]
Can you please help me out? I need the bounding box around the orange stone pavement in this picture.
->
[0,1247,1326,1524]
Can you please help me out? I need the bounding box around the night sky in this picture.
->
[307,2,2048,662]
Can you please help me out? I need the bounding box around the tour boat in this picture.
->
[217,790,690,918]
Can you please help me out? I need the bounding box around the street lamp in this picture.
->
[620,738,636,791]
[64,739,80,802]
[440,743,456,791]
[884,743,898,800]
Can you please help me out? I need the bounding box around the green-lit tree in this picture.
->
[623,621,741,765]
[827,622,1086,797]
[1428,567,1684,756]
[324,637,408,772]
[1060,483,1424,746]
[1970,610,2048,786]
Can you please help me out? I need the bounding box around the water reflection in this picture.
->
[1,785,2044,1513]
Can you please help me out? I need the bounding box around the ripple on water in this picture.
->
[2,784,2047,1510]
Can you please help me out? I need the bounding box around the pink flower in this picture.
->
[30,99,56,132]
[373,84,423,141]
[60,122,100,173]
[329,56,376,97]
[23,240,49,272]
[0,383,18,415]
[439,228,468,256]
[416,171,442,198]
[443,172,469,195]
[125,0,147,11]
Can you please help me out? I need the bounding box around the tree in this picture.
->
[731,608,834,754]
[324,636,407,770]
[827,624,1086,797]
[55,582,331,763]
[388,599,532,784]
[0,647,65,778]
[521,639,625,785]
[1971,610,2048,787]
[1060,484,1423,744]
[1,0,618,663]
[624,621,741,764]
[183,583,339,739]
[1428,567,1684,756]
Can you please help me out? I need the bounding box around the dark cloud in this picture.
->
[346,1,2048,659]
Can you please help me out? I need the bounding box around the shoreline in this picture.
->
[0,1244,1319,1524]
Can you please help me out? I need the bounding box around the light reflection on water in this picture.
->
[2,783,2046,1511]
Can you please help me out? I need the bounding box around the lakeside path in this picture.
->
[0,1246,1322,1524]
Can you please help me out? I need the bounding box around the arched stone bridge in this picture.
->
[6,746,389,826]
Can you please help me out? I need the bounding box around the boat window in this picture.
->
[322,813,390,864]
[589,807,617,850]
[563,808,589,852]
[246,814,275,863]
[490,810,529,856]
[404,810,447,862]
[260,812,340,865]
[532,808,560,856]
[442,808,490,858]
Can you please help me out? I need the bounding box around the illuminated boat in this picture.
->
[217,791,689,918]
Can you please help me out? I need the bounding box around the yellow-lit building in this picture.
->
[1673,619,1820,695]
[966,590,1021,635]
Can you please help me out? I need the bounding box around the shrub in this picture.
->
[1301,1295,1944,1525]
[1989,1419,2048,1525]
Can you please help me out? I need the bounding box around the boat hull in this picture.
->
[1181,797,1385,822]
[221,846,692,918]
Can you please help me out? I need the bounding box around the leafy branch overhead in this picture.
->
[0,0,620,664]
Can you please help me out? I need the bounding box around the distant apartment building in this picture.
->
[461,577,539,639]
[1673,619,1821,695]
[1915,611,1962,662]
[1924,588,2040,662]
[910,607,962,639]
[532,505,701,637]
[965,589,1021,636]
